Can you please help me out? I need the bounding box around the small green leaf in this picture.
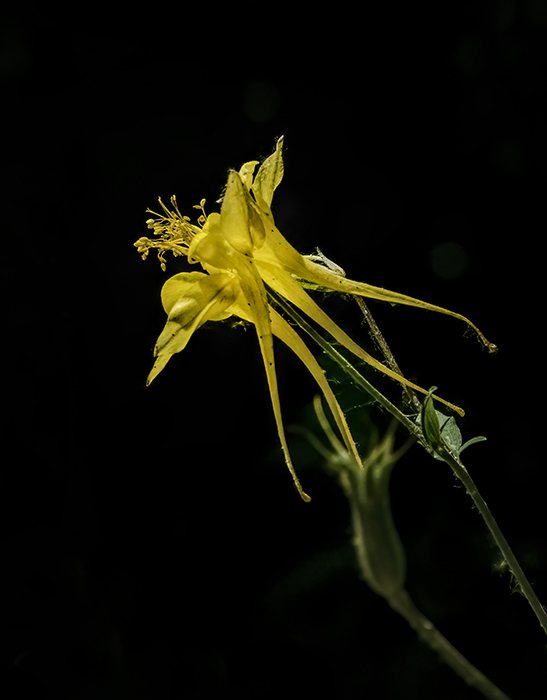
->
[436,414,462,453]
[460,436,487,454]
[418,388,487,460]
[420,388,449,459]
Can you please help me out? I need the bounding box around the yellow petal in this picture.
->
[301,259,498,354]
[233,251,311,502]
[160,271,209,314]
[254,219,495,355]
[238,160,259,190]
[251,136,284,210]
[220,171,253,256]
[256,259,465,416]
[268,306,363,468]
[147,271,240,385]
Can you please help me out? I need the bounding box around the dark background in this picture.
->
[2,5,546,699]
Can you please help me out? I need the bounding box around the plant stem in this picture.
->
[388,589,512,700]
[272,289,547,637]
[329,403,513,700]
[354,296,422,413]
[441,449,547,636]
[354,294,547,636]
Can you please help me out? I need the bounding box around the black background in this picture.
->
[2,5,547,699]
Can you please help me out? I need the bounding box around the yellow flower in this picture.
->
[135,137,496,502]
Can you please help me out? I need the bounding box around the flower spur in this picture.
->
[135,137,496,501]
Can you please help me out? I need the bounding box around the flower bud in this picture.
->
[322,416,407,600]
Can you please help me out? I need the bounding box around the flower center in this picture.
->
[134,196,207,271]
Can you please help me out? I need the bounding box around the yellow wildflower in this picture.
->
[135,137,496,502]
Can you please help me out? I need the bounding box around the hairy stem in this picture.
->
[354,296,422,413]
[442,449,547,636]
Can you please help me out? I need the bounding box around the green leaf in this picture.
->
[418,388,487,460]
[459,436,487,454]
[420,389,449,459]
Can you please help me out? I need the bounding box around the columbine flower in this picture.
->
[135,137,496,501]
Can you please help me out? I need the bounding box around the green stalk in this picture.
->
[421,401,547,637]
[450,455,547,635]
[316,394,512,700]
[272,290,547,638]
[388,590,511,700]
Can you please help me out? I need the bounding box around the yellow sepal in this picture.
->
[147,271,240,386]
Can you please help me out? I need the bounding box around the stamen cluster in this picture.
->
[134,195,204,271]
